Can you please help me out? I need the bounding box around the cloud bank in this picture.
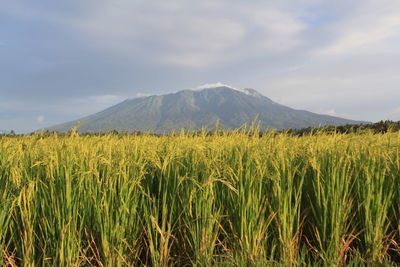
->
[1,0,399,132]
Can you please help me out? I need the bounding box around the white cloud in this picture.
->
[161,18,245,67]
[57,94,126,116]
[135,92,151,98]
[86,95,124,105]
[319,109,362,121]
[163,52,217,68]
[315,1,400,55]
[65,0,311,67]
[169,18,245,51]
[248,7,306,51]
[2,0,400,130]
[36,115,45,123]
[386,107,400,121]
[72,2,246,68]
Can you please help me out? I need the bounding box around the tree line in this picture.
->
[2,120,400,138]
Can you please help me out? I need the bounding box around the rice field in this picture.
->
[0,129,399,266]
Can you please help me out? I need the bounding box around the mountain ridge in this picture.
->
[46,84,367,133]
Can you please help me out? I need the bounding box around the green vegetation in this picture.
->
[285,120,400,136]
[0,129,399,266]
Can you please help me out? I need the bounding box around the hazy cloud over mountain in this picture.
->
[1,0,400,132]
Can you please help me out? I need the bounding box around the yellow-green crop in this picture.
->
[0,130,399,266]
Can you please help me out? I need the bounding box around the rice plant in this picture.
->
[0,130,399,266]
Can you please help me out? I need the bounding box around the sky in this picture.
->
[1,0,400,133]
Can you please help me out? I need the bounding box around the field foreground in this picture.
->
[0,131,400,266]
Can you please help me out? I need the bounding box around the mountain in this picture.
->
[46,83,366,133]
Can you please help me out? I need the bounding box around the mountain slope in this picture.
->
[47,84,366,133]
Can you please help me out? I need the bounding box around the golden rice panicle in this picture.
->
[0,131,399,265]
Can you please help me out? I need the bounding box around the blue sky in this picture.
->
[1,0,400,133]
